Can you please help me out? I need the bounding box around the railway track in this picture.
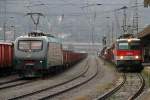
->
[0,75,20,86]
[9,58,98,100]
[0,79,35,90]
[0,60,87,91]
[0,75,34,90]
[95,73,145,100]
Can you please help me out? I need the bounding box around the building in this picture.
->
[137,25,150,62]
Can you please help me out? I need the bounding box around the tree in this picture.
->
[144,0,150,7]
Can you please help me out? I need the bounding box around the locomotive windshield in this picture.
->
[130,42,140,50]
[118,41,140,50]
[18,40,42,51]
[118,43,128,50]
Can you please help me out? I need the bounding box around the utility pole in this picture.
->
[3,0,7,41]
[111,21,114,43]
[10,25,15,40]
[114,10,121,39]
[132,0,139,35]
[106,16,110,47]
[80,3,102,55]
[91,11,96,44]
[122,6,128,33]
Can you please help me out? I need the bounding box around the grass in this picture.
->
[142,67,150,87]
[96,83,114,93]
[74,95,90,100]
[98,57,116,69]
[74,57,121,100]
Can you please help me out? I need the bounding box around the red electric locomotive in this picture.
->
[113,38,143,71]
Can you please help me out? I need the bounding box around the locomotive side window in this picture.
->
[18,40,42,51]
[118,43,128,50]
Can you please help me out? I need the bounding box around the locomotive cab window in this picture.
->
[18,40,42,51]
[117,41,140,50]
[18,41,30,51]
[130,42,140,50]
[31,41,42,50]
[118,43,129,50]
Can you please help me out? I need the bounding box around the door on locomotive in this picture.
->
[114,38,143,71]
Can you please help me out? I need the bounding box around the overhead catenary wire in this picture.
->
[1,0,147,43]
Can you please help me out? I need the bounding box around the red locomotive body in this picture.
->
[113,38,143,71]
[100,38,143,72]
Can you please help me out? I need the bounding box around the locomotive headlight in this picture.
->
[128,39,131,42]
[135,56,139,59]
[120,56,124,60]
[40,61,43,63]
[29,49,32,52]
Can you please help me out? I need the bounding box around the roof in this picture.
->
[137,25,150,38]
[118,33,134,39]
[17,35,62,43]
[117,38,140,41]
[0,42,13,45]
[47,36,62,43]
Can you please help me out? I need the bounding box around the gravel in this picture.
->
[50,56,119,100]
[0,58,88,99]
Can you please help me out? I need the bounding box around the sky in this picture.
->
[0,0,149,43]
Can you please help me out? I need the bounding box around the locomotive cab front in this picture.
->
[115,38,143,71]
[14,36,48,77]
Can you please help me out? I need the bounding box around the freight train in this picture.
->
[14,32,87,77]
[0,42,14,74]
[100,36,143,72]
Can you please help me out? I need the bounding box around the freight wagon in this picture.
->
[0,42,14,74]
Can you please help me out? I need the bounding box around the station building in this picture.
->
[137,25,150,62]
